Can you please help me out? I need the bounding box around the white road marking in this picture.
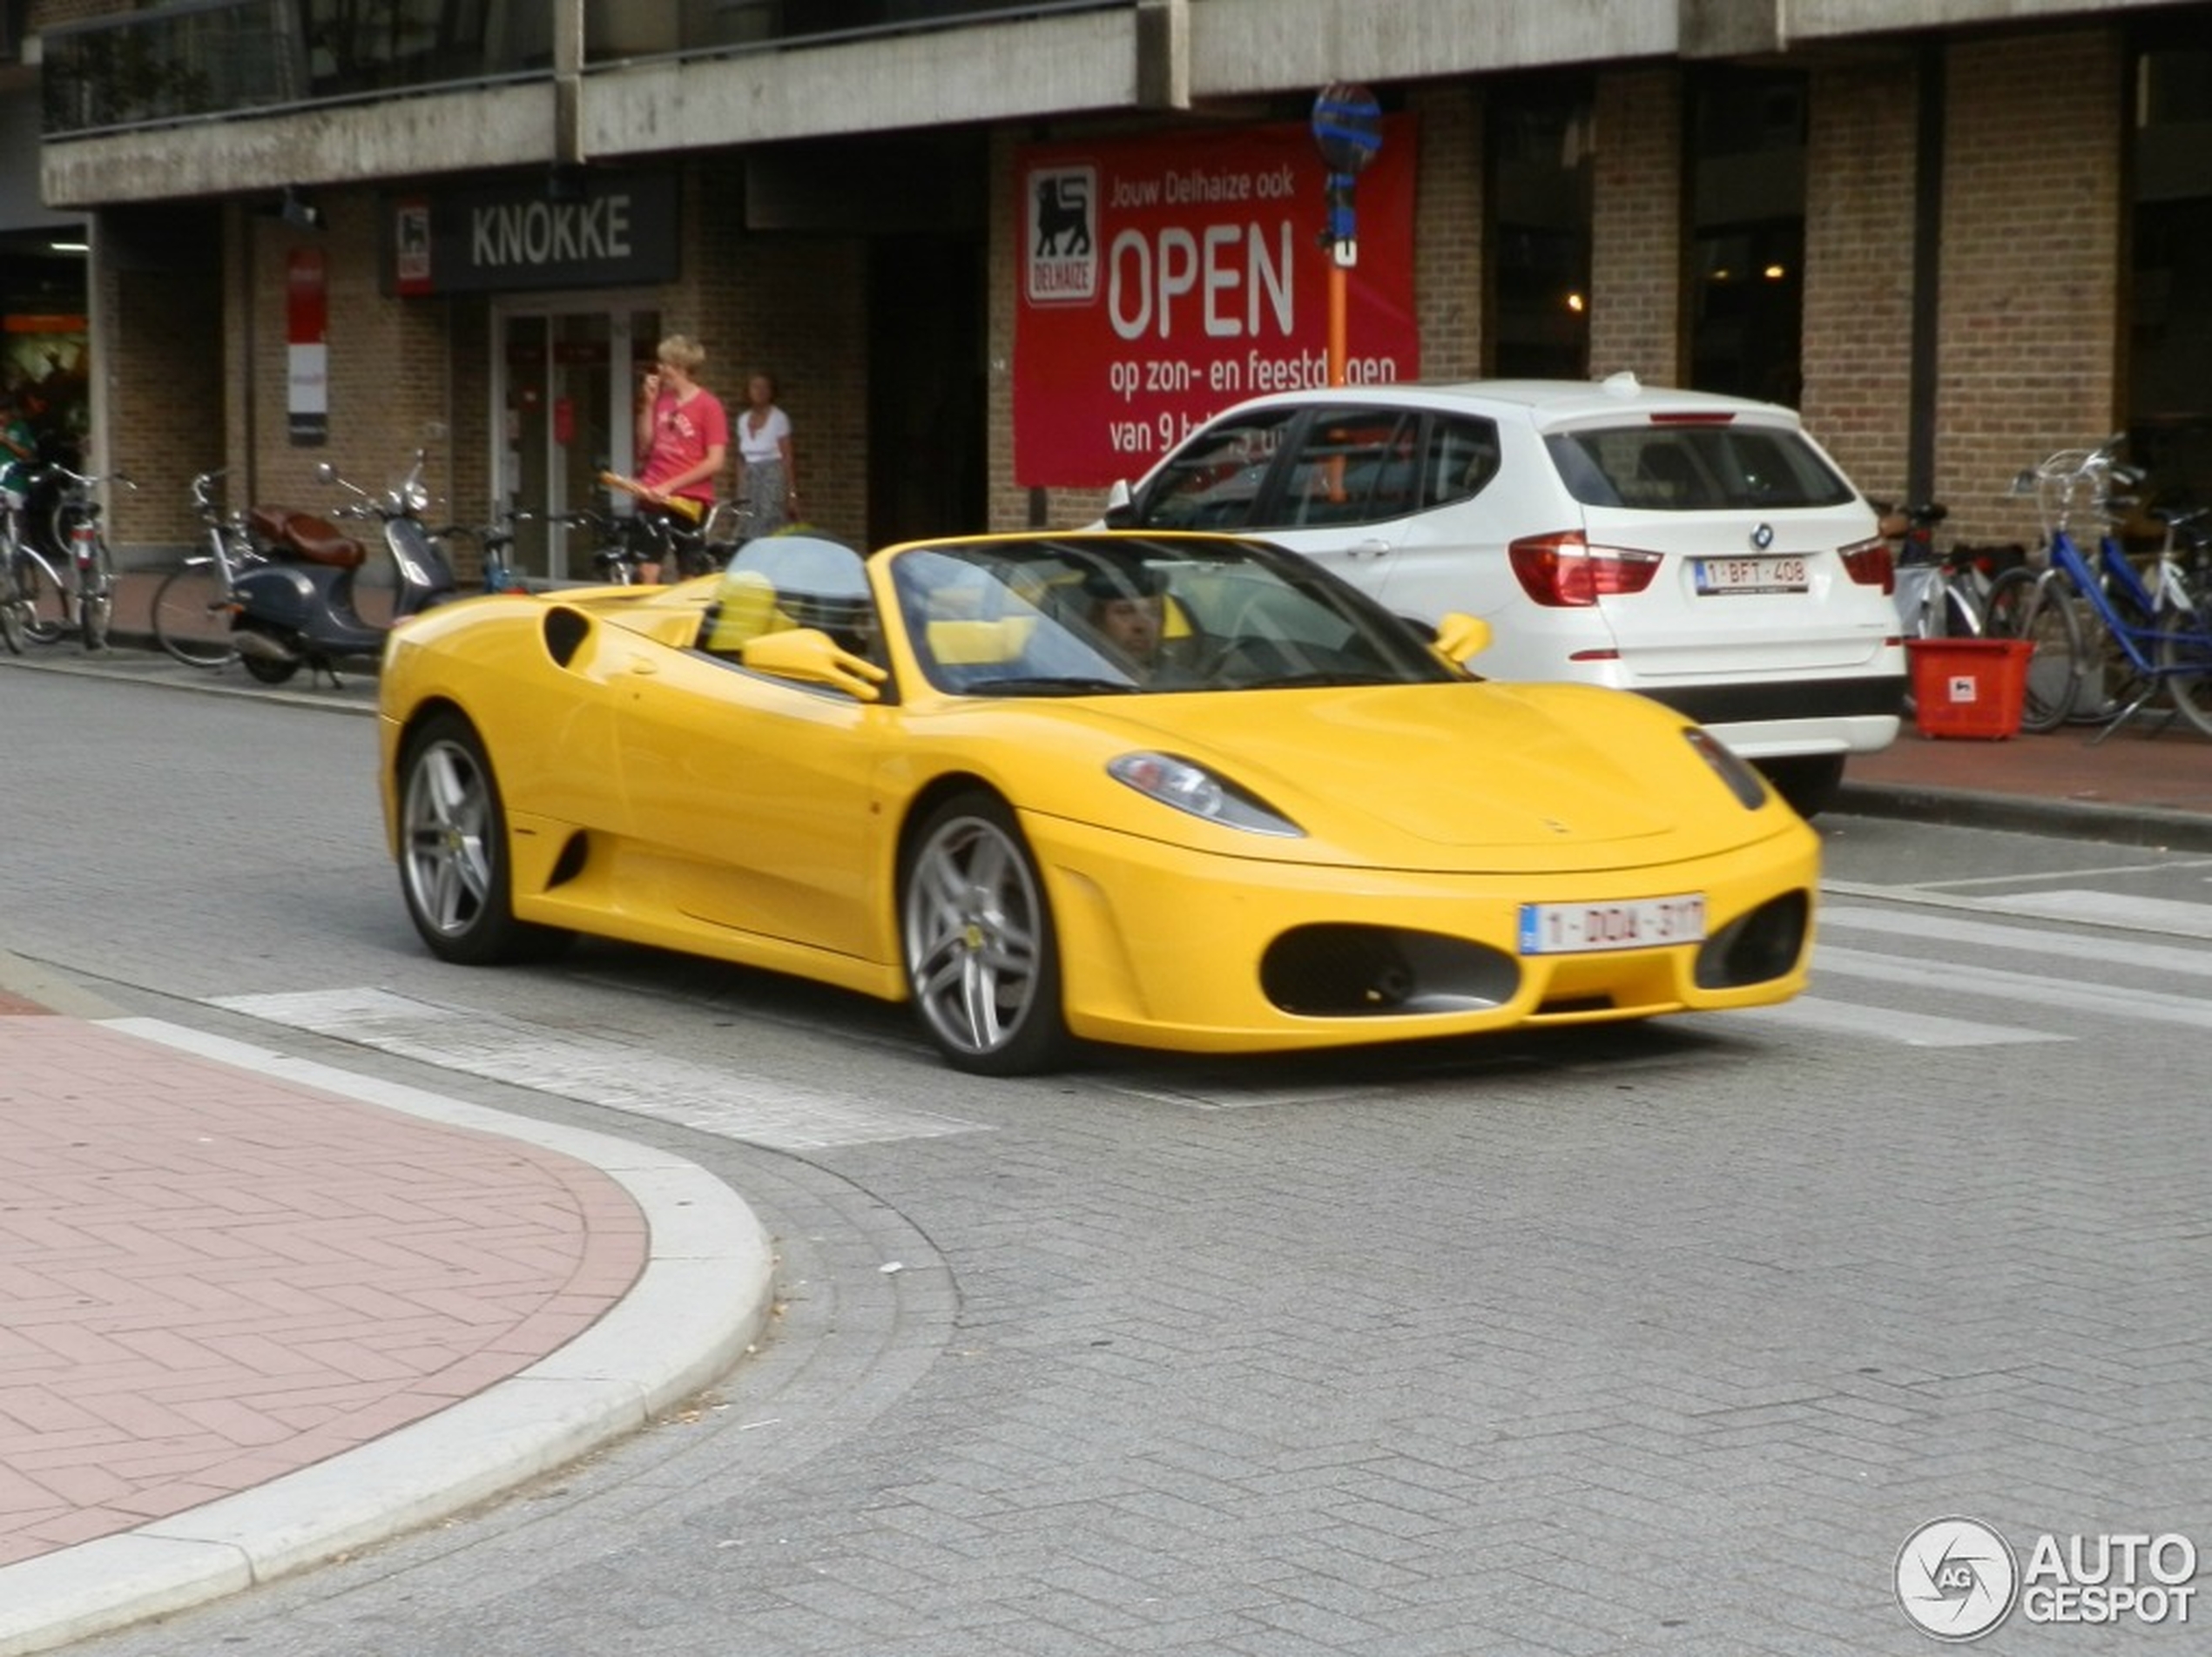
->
[1813,946,2212,1035]
[1976,889,2212,937]
[209,987,986,1149]
[1818,904,2212,976]
[1720,995,2067,1048]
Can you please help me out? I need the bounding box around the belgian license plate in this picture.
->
[1518,894,1707,955]
[1693,556,1808,594]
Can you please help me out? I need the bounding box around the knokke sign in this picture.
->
[386,172,680,296]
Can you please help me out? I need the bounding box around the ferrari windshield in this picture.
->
[890,534,1457,697]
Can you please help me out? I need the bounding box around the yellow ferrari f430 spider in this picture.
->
[378,529,1818,1074]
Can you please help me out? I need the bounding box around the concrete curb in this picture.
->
[0,1020,774,1657]
[1833,778,2212,853]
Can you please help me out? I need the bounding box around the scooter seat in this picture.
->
[249,507,366,569]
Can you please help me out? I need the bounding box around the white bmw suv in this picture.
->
[1104,374,1903,815]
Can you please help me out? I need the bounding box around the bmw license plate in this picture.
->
[1693,556,1808,594]
[1518,894,1707,955]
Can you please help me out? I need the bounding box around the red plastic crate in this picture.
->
[1906,637,2032,740]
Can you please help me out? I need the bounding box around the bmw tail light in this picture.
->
[1507,532,1663,607]
[1839,536,1894,595]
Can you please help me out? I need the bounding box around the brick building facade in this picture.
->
[10,2,2209,576]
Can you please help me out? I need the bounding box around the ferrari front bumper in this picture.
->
[1025,812,1820,1054]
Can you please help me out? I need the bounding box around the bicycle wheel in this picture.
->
[1897,569,1974,717]
[2065,582,2154,726]
[77,536,114,652]
[2155,594,2212,738]
[1983,566,2080,731]
[152,563,238,668]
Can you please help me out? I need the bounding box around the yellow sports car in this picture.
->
[378,530,1817,1074]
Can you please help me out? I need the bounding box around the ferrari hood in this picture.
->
[1049,683,1765,859]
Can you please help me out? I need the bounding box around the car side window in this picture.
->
[1421,415,1502,509]
[1136,411,1298,531]
[1274,408,1420,528]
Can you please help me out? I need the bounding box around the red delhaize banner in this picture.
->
[1015,115,1418,490]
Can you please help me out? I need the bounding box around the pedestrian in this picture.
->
[633,333,728,582]
[735,370,799,539]
[0,390,36,521]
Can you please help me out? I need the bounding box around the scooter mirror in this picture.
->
[314,461,338,484]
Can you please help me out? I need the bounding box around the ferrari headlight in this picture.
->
[1683,727,1770,811]
[1108,751,1305,838]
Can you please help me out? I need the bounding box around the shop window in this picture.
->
[1689,70,1807,406]
[2131,40,2212,508]
[1487,80,1593,379]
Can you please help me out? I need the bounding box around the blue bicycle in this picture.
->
[1983,437,2212,739]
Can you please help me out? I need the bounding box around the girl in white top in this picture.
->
[736,371,798,538]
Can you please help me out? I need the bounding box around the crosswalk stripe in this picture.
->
[1813,945,2212,1034]
[210,987,986,1149]
[1721,995,2069,1047]
[1978,889,2212,938]
[1819,904,2212,978]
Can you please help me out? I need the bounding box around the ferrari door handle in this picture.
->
[629,657,659,676]
[1348,538,1392,559]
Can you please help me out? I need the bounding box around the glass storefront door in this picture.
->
[496,300,658,578]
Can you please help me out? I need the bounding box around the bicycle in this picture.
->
[2148,502,2212,737]
[2,466,131,652]
[0,482,62,654]
[39,463,135,652]
[429,509,529,593]
[579,495,735,585]
[1983,437,2212,739]
[151,469,266,669]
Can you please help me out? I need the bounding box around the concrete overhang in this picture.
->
[42,81,557,209]
[1683,0,2191,56]
[580,9,1141,153]
[1186,0,1678,94]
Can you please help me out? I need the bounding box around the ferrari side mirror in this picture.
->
[1431,611,1491,667]
[739,627,887,701]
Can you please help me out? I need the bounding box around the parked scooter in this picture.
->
[229,449,459,685]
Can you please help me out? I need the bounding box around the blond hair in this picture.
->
[656,334,707,372]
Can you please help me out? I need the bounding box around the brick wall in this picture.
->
[95,222,222,560]
[1589,67,1684,384]
[1801,54,1920,509]
[984,127,1028,532]
[1412,84,1483,381]
[246,199,452,521]
[1937,28,2125,546]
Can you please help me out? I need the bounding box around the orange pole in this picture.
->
[1327,264,1347,387]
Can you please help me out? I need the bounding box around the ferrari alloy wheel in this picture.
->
[901,793,1068,1075]
[398,712,570,966]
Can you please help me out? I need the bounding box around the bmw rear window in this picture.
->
[1545,425,1857,511]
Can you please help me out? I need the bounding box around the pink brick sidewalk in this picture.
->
[0,1010,647,1569]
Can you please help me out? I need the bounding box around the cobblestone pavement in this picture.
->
[1,643,2208,1654]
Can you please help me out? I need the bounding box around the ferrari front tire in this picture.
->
[900,792,1068,1075]
[398,711,570,966]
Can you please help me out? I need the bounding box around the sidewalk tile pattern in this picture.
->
[0,1015,647,1568]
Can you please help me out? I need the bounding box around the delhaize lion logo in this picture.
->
[1026,165,1096,304]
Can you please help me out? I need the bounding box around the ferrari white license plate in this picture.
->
[1517,894,1707,955]
[1693,556,1808,595]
